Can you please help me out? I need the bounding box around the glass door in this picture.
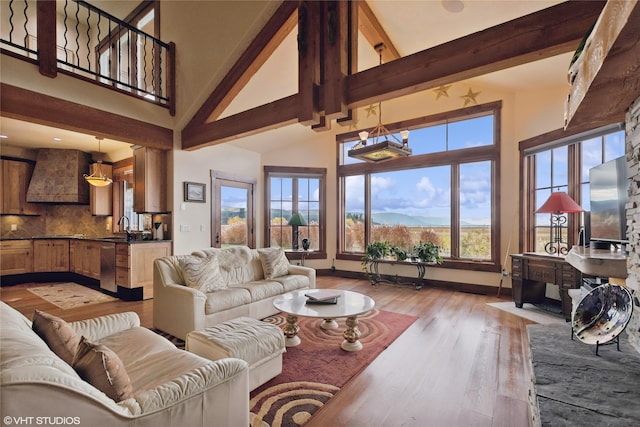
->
[212,173,255,248]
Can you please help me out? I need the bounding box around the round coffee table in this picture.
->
[273,289,375,351]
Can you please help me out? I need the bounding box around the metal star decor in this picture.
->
[461,88,480,106]
[348,118,360,130]
[433,85,452,100]
[365,104,377,118]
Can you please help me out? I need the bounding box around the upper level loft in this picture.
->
[0,0,175,115]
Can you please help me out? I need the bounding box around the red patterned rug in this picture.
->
[250,309,417,427]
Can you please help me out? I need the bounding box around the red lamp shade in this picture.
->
[536,192,583,214]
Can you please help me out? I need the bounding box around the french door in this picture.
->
[211,171,255,248]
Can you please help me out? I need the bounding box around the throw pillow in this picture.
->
[72,336,133,402]
[32,309,81,365]
[178,255,226,292]
[258,247,290,279]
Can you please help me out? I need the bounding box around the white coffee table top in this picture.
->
[273,289,375,318]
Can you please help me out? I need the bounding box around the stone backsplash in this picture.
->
[1,204,111,239]
[625,95,640,355]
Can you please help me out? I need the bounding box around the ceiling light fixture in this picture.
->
[83,137,113,187]
[348,44,411,163]
[442,0,464,14]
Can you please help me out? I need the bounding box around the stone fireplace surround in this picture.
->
[625,95,640,355]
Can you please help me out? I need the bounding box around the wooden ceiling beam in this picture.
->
[347,1,605,108]
[184,1,298,129]
[322,0,351,121]
[357,0,400,62]
[1,83,173,150]
[182,1,604,150]
[182,94,300,150]
[298,1,322,126]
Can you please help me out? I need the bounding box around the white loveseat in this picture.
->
[153,246,316,340]
[0,302,250,427]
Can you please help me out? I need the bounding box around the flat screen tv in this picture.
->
[589,156,629,245]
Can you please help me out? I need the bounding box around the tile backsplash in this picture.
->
[1,205,110,238]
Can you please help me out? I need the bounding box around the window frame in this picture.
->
[518,123,625,253]
[336,101,502,272]
[264,166,327,261]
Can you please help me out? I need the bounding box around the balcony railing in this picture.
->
[0,0,175,115]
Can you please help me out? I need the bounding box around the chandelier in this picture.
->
[84,137,113,187]
[348,44,411,163]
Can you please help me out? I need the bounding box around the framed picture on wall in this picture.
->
[184,181,206,202]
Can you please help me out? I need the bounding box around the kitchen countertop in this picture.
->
[1,236,171,244]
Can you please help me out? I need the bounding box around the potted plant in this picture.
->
[413,241,443,264]
[391,246,409,261]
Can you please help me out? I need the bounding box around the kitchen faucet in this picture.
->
[117,215,132,241]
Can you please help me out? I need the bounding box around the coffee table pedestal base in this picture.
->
[341,316,362,352]
[283,314,301,347]
[321,319,339,329]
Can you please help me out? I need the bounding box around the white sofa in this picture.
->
[153,246,316,340]
[0,302,250,427]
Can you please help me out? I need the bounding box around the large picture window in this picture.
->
[521,124,625,252]
[264,166,326,259]
[338,102,501,271]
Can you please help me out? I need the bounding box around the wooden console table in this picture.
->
[511,253,582,321]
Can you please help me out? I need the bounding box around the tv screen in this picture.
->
[589,156,628,244]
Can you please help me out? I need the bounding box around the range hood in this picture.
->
[26,148,90,204]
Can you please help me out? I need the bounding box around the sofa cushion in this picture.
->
[273,274,310,292]
[205,288,252,315]
[72,336,134,402]
[257,248,290,279]
[32,309,81,365]
[178,255,225,292]
[231,281,285,302]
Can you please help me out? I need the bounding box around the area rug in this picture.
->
[486,301,565,324]
[27,283,117,309]
[250,309,417,427]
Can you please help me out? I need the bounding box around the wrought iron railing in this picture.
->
[0,0,175,114]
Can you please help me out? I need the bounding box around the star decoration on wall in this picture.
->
[461,88,481,106]
[365,104,377,118]
[348,118,360,131]
[433,85,452,100]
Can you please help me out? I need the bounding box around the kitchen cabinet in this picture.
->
[0,159,41,215]
[69,240,100,279]
[33,239,69,272]
[133,147,167,213]
[116,241,171,299]
[0,240,33,275]
[90,163,113,216]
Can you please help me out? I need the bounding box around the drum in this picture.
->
[572,283,633,345]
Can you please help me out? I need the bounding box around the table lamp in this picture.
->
[536,191,583,255]
[288,212,306,250]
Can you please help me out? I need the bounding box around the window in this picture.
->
[264,167,326,259]
[338,102,501,270]
[521,124,625,252]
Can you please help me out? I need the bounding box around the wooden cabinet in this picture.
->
[133,147,167,213]
[0,240,33,275]
[0,159,41,215]
[90,163,113,216]
[511,253,582,321]
[116,241,171,299]
[69,240,100,279]
[33,239,69,272]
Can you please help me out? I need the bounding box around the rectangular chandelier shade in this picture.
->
[348,140,412,163]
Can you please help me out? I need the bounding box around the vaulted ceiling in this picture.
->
[1,0,600,159]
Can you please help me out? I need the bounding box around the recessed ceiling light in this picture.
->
[53,137,62,141]
[442,0,464,13]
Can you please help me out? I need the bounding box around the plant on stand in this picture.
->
[413,241,444,264]
[361,241,391,282]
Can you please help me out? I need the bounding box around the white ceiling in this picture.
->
[0,0,569,159]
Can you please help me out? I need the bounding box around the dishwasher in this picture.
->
[100,242,117,292]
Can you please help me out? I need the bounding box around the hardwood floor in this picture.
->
[1,277,534,427]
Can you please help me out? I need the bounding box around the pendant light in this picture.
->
[84,137,113,187]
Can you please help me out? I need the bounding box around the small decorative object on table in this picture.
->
[301,238,311,250]
[305,290,341,304]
